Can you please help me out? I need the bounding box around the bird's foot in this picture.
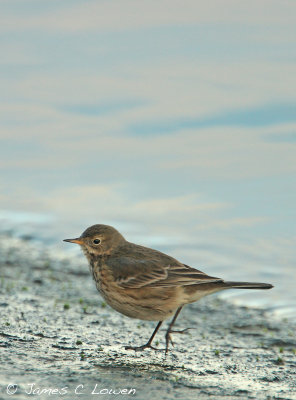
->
[170,327,192,335]
[165,327,192,355]
[125,343,160,352]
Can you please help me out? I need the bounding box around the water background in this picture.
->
[0,1,295,319]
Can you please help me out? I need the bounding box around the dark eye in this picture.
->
[93,238,101,245]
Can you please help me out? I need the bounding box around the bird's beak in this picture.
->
[63,238,83,245]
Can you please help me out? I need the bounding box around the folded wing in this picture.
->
[108,244,223,289]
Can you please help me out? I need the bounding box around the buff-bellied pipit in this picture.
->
[64,224,273,354]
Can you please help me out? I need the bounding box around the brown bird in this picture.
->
[64,224,273,354]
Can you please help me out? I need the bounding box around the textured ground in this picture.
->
[0,234,296,400]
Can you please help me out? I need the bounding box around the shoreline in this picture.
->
[1,234,295,399]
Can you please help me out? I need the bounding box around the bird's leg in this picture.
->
[125,321,162,351]
[165,306,189,355]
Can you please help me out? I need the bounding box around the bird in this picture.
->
[64,224,273,354]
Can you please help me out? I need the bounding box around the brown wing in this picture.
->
[117,264,222,289]
[107,243,223,289]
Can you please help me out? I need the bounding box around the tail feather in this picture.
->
[224,281,273,290]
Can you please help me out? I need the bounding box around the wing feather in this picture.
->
[108,245,222,289]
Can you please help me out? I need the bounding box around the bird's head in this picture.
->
[63,224,125,258]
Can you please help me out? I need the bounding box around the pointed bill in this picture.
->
[63,238,83,245]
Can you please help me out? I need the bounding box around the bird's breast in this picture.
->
[88,259,184,321]
[89,259,108,291]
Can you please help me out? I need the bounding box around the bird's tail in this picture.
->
[223,281,273,290]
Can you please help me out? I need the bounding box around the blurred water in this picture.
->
[0,2,295,319]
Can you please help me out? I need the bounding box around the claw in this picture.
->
[170,327,192,334]
[164,326,192,355]
[125,343,160,352]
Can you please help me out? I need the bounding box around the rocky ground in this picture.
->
[0,234,295,400]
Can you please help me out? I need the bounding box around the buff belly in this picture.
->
[96,281,183,321]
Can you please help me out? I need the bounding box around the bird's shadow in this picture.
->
[93,361,193,382]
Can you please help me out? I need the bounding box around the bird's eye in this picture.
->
[93,238,101,245]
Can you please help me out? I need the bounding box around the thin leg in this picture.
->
[165,306,189,355]
[125,321,163,351]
